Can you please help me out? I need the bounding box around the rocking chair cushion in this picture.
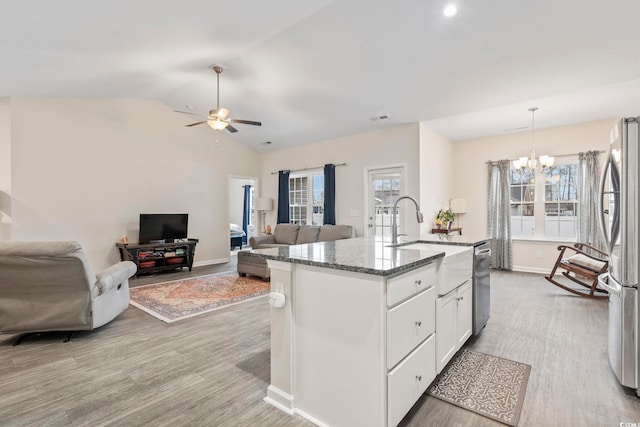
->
[563,254,606,272]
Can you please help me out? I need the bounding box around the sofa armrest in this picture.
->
[95,261,137,295]
[250,234,276,249]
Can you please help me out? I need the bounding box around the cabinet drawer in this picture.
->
[388,334,436,427]
[387,263,437,307]
[387,287,435,369]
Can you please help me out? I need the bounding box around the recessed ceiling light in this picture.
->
[443,4,457,17]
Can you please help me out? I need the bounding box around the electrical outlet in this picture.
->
[275,282,285,294]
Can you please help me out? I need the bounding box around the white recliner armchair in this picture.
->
[0,241,136,343]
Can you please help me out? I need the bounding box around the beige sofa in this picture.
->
[0,241,136,342]
[237,224,353,280]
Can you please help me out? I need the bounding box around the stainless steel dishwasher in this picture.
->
[473,241,491,335]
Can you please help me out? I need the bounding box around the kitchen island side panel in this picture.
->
[294,265,386,427]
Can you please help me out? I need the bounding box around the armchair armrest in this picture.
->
[250,234,276,249]
[95,261,137,295]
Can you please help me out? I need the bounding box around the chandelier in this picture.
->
[513,107,554,173]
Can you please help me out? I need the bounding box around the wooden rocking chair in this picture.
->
[545,243,609,299]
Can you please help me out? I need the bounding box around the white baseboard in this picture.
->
[264,385,295,415]
[512,266,550,275]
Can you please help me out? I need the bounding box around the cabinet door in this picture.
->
[436,290,457,373]
[456,280,473,350]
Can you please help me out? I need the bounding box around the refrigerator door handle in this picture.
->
[598,155,611,253]
[598,272,619,296]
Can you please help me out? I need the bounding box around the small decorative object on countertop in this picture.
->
[120,235,128,244]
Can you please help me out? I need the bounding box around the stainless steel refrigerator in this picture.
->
[598,117,639,395]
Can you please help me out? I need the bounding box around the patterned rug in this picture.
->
[129,272,270,323]
[428,349,531,426]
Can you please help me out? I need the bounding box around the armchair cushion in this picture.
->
[563,254,606,273]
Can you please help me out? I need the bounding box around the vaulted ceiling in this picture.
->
[2,0,639,151]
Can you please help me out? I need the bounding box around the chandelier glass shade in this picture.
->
[513,107,554,173]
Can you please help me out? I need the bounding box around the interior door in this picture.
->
[366,167,404,241]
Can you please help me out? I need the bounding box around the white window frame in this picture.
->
[510,155,579,241]
[289,170,324,226]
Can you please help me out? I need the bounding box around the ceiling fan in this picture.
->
[176,65,261,133]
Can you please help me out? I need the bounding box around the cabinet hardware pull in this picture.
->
[415,321,422,326]
[416,375,422,381]
[415,279,422,285]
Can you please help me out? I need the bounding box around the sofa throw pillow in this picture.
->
[318,225,353,242]
[273,224,300,245]
[296,226,321,244]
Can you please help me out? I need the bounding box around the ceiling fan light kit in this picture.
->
[179,65,261,133]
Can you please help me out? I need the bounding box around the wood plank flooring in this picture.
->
[1,261,639,426]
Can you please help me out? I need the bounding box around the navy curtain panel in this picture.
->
[277,170,290,224]
[242,185,251,243]
[323,164,336,225]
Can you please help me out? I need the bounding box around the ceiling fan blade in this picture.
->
[174,110,202,116]
[230,119,262,126]
[186,121,207,127]
[225,124,239,133]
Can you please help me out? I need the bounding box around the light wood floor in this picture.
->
[1,261,640,426]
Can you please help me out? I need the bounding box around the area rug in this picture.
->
[428,349,531,426]
[129,272,269,323]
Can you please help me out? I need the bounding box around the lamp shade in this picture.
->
[256,197,273,211]
[450,198,467,214]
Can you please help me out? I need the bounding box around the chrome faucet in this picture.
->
[391,195,424,244]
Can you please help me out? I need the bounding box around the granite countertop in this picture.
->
[245,237,445,276]
[416,234,491,246]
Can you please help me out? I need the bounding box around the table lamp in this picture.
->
[449,198,467,228]
[256,197,273,233]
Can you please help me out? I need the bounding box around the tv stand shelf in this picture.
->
[116,239,198,277]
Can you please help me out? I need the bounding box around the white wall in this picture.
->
[451,118,616,272]
[8,97,261,270]
[260,124,421,238]
[419,124,453,236]
[0,97,10,240]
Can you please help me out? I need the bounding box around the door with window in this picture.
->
[366,166,405,241]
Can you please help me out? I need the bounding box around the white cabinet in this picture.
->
[387,334,436,427]
[456,281,472,348]
[386,262,437,426]
[436,280,472,373]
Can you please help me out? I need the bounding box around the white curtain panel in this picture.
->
[487,160,512,270]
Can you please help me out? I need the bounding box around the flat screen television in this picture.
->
[139,214,188,243]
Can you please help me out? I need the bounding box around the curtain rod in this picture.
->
[486,150,606,164]
[270,162,347,175]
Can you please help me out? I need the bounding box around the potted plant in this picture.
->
[435,208,455,229]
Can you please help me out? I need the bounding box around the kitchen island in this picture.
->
[245,237,473,427]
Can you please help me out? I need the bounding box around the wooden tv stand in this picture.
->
[116,239,198,277]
